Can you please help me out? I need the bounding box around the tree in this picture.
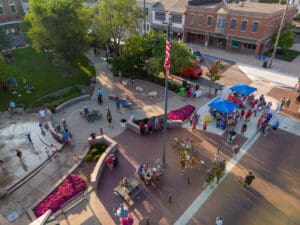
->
[207,60,222,96]
[278,24,295,52]
[25,0,92,65]
[0,27,11,50]
[113,31,194,77]
[92,0,143,55]
[0,56,9,75]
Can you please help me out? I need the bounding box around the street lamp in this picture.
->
[143,0,146,35]
[162,13,172,168]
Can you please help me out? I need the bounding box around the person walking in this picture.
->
[215,167,223,184]
[279,97,286,110]
[253,103,258,117]
[203,168,215,188]
[272,120,280,131]
[16,149,23,162]
[245,109,252,122]
[216,216,223,225]
[241,123,247,135]
[285,98,291,108]
[106,155,114,171]
[180,157,185,175]
[27,133,33,144]
[115,98,121,113]
[261,120,268,133]
[240,108,245,121]
[191,116,197,131]
[256,117,263,131]
[97,87,103,104]
[243,172,256,188]
[107,108,113,128]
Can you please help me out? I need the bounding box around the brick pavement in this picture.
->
[2,48,300,225]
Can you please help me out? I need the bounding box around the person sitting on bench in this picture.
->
[84,106,89,115]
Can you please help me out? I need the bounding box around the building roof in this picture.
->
[152,0,189,13]
[228,2,286,14]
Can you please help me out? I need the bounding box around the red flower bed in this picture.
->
[168,104,196,121]
[34,174,86,218]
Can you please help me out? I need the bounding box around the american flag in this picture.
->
[164,40,172,72]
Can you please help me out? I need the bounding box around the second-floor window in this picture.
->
[190,14,194,25]
[0,1,4,15]
[9,1,17,13]
[230,19,236,30]
[207,16,212,26]
[240,20,247,31]
[198,15,203,25]
[171,14,182,24]
[252,21,259,33]
[216,17,225,28]
[155,11,165,22]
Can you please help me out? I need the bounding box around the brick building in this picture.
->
[184,0,297,55]
[0,0,24,34]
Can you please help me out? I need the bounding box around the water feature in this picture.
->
[0,113,48,192]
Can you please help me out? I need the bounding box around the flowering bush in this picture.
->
[168,104,196,121]
[34,174,86,217]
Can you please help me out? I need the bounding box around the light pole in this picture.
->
[268,0,289,68]
[162,13,172,168]
[143,0,146,35]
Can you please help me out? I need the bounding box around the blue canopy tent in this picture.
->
[208,97,238,114]
[230,83,257,96]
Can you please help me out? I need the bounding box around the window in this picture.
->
[155,11,165,22]
[171,14,182,24]
[216,17,225,28]
[230,19,236,30]
[240,20,247,31]
[252,21,259,33]
[143,22,150,32]
[207,16,212,26]
[198,15,203,25]
[190,14,194,25]
[0,1,4,15]
[9,1,17,13]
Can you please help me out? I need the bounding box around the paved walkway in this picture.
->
[187,43,300,83]
[1,47,299,225]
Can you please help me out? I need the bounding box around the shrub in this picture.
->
[84,154,93,162]
[90,148,100,156]
[93,154,101,162]
[98,144,108,152]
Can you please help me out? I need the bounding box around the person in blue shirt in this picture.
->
[97,87,103,104]
[272,120,280,130]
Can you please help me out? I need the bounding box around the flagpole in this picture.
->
[162,13,171,168]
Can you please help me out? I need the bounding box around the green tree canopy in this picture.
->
[92,0,143,54]
[25,0,92,63]
[278,24,296,51]
[207,60,222,96]
[112,31,194,77]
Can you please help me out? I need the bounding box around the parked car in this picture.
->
[190,49,202,61]
[175,60,203,79]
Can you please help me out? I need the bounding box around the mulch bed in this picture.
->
[267,87,300,120]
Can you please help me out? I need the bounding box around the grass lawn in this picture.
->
[274,49,300,62]
[1,47,95,111]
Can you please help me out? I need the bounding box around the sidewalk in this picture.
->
[187,43,299,87]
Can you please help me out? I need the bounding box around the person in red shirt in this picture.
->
[106,155,114,171]
[240,108,245,120]
[245,109,252,122]
[256,117,263,131]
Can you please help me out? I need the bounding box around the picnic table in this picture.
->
[114,177,144,203]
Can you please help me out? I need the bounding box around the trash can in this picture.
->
[262,61,268,68]
[120,119,127,128]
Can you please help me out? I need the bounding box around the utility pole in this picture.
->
[144,0,146,35]
[268,0,289,68]
[162,13,172,168]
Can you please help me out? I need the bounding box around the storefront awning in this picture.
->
[231,36,256,44]
[208,32,226,38]
[185,28,206,35]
